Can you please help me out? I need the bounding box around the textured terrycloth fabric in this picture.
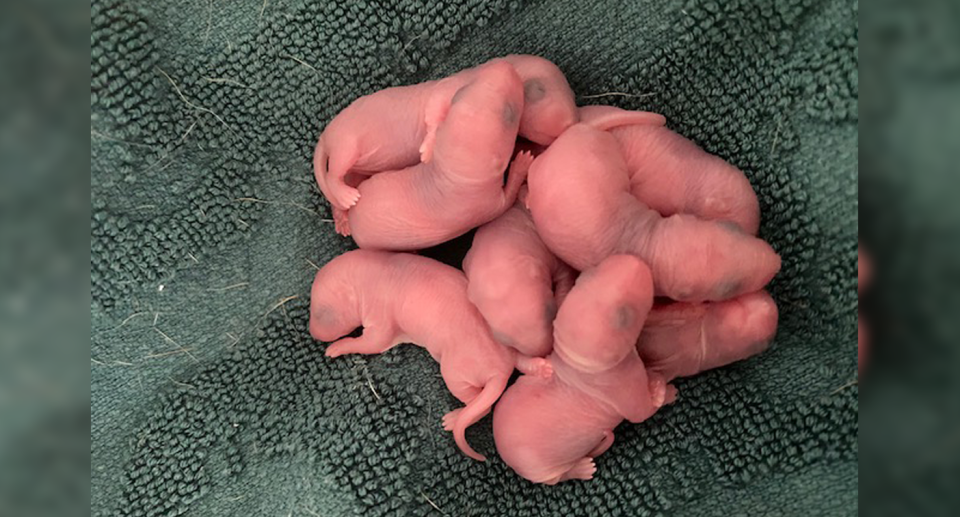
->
[90,0,858,515]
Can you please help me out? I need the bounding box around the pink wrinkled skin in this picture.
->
[602,118,762,235]
[313,55,577,213]
[337,61,532,250]
[463,196,576,357]
[525,123,781,302]
[637,291,779,381]
[309,249,552,461]
[493,256,671,484]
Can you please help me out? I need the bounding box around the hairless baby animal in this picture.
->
[337,60,535,250]
[463,193,576,358]
[494,255,671,484]
[309,249,551,461]
[525,123,781,302]
[313,55,577,215]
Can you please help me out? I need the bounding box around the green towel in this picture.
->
[91,0,858,515]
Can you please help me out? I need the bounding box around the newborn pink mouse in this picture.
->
[463,192,576,357]
[313,55,577,212]
[525,123,781,302]
[637,291,779,380]
[340,60,532,250]
[309,249,550,461]
[493,255,670,484]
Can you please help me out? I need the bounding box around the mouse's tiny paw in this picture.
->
[664,383,678,405]
[648,374,668,408]
[531,357,553,378]
[512,150,535,171]
[324,343,345,358]
[332,186,361,211]
[441,408,462,432]
[332,207,351,236]
[560,457,597,482]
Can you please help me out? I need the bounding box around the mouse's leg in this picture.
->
[332,206,351,236]
[324,324,398,358]
[664,384,678,405]
[440,383,481,431]
[326,142,362,210]
[441,408,462,431]
[556,457,597,483]
[441,405,491,433]
[515,356,553,378]
[502,150,533,204]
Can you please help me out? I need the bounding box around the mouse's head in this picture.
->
[503,55,579,145]
[434,60,524,182]
[467,255,556,358]
[308,254,363,342]
[553,255,653,373]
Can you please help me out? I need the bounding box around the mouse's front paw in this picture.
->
[530,357,553,378]
[517,356,553,378]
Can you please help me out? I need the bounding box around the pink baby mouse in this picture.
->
[339,60,533,250]
[637,290,779,381]
[462,191,576,357]
[313,55,577,213]
[525,122,781,302]
[493,255,671,484]
[309,249,551,461]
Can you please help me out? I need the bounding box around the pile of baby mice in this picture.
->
[308,56,781,484]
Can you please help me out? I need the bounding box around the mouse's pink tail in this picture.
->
[453,375,509,462]
[312,137,329,196]
[578,105,666,131]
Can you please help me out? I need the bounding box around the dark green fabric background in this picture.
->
[90,0,858,515]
